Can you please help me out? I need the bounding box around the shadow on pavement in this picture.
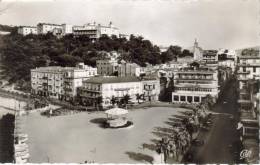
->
[125,151,153,164]
[89,118,107,128]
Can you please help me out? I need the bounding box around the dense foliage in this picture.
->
[241,48,259,56]
[0,31,193,86]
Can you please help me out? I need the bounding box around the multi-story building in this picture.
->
[202,50,218,64]
[237,80,259,162]
[217,49,237,73]
[61,24,73,36]
[63,63,97,100]
[118,61,144,77]
[37,23,62,34]
[99,22,119,37]
[31,63,97,101]
[78,76,160,107]
[73,22,119,39]
[236,48,259,153]
[237,50,260,90]
[96,57,119,76]
[172,66,219,104]
[17,26,38,36]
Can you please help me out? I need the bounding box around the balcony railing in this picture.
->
[237,70,250,74]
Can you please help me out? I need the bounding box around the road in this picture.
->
[184,79,243,164]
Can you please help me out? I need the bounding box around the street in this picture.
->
[184,79,243,164]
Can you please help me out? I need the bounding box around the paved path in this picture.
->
[185,79,243,163]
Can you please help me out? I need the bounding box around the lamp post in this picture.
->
[144,84,153,104]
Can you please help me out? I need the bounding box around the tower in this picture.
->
[193,38,202,61]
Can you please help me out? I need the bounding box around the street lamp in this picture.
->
[144,84,153,103]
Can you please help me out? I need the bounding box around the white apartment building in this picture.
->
[37,23,62,34]
[172,66,219,104]
[17,26,38,36]
[31,63,97,101]
[61,24,73,35]
[73,22,119,39]
[217,49,237,72]
[78,76,160,107]
[237,51,260,90]
[99,22,119,37]
[202,50,218,64]
[96,57,119,76]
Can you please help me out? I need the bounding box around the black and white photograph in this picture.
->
[0,0,259,164]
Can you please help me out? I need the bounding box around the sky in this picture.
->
[0,0,259,50]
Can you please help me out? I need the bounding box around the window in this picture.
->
[253,67,256,73]
[180,96,186,101]
[174,95,179,101]
[243,67,246,72]
[187,96,192,103]
[194,96,200,102]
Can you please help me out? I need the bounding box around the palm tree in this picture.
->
[201,94,214,110]
[95,96,103,111]
[122,94,131,108]
[110,95,117,107]
[135,93,142,104]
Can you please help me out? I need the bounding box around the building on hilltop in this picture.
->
[72,22,119,39]
[30,63,97,101]
[37,23,63,34]
[17,26,38,36]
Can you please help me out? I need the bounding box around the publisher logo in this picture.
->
[240,149,252,160]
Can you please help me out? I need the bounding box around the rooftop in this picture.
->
[37,23,62,26]
[31,66,91,73]
[83,76,156,84]
[177,67,215,74]
[19,26,37,28]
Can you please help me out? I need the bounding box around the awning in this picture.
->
[105,107,128,116]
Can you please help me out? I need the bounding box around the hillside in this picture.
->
[0,24,16,33]
[235,46,260,56]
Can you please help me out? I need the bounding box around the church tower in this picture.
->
[193,38,202,61]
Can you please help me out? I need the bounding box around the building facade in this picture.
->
[118,61,144,77]
[237,51,260,90]
[17,26,38,36]
[96,58,119,76]
[217,49,237,72]
[202,50,218,63]
[172,66,219,104]
[31,63,97,100]
[78,76,160,107]
[73,22,119,39]
[37,23,62,34]
[61,24,73,35]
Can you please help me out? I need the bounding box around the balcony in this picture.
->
[237,70,250,74]
[237,63,260,67]
[237,77,248,81]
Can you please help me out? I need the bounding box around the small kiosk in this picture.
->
[105,107,132,128]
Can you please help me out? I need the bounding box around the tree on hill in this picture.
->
[0,32,185,88]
